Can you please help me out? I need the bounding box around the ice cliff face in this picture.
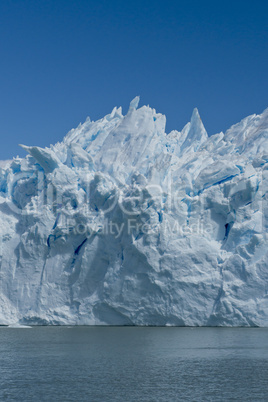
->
[0,97,267,326]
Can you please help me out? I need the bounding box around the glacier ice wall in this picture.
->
[0,97,267,326]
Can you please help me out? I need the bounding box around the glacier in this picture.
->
[0,97,267,326]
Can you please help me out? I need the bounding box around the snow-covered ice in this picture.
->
[0,97,267,326]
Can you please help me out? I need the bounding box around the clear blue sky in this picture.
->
[0,0,267,160]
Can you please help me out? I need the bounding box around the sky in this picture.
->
[0,0,268,160]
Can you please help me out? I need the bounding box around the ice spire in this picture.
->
[180,108,208,153]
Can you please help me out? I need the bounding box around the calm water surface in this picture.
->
[0,327,268,401]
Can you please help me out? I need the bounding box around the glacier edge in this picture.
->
[0,99,267,326]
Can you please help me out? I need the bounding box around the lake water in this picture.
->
[0,327,268,401]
